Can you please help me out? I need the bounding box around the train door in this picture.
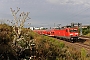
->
[65,29,69,38]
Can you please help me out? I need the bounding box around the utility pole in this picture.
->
[54,23,55,29]
[78,23,82,36]
[57,24,61,29]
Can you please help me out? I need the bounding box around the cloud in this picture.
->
[46,0,90,6]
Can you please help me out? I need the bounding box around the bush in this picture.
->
[82,28,90,35]
[81,48,87,60]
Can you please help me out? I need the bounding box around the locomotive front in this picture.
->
[69,28,79,41]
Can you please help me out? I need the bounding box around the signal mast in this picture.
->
[71,23,82,36]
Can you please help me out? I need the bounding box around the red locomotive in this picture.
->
[54,28,78,42]
[33,26,79,42]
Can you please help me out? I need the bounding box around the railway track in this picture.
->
[55,37,90,54]
[75,43,90,51]
[79,36,90,40]
[48,35,90,53]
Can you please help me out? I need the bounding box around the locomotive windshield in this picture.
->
[70,29,78,32]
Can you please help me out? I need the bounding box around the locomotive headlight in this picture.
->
[71,38,73,40]
[75,33,78,34]
[70,34,73,35]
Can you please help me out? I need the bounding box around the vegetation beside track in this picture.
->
[81,26,90,37]
[86,33,90,37]
[0,24,90,60]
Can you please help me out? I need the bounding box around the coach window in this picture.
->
[51,32,54,34]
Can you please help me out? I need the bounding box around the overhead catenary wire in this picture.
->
[73,7,90,17]
[67,6,90,23]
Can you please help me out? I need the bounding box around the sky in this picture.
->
[0,0,90,28]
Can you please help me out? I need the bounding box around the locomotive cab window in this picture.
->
[70,29,78,32]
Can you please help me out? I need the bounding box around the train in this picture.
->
[33,26,79,42]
